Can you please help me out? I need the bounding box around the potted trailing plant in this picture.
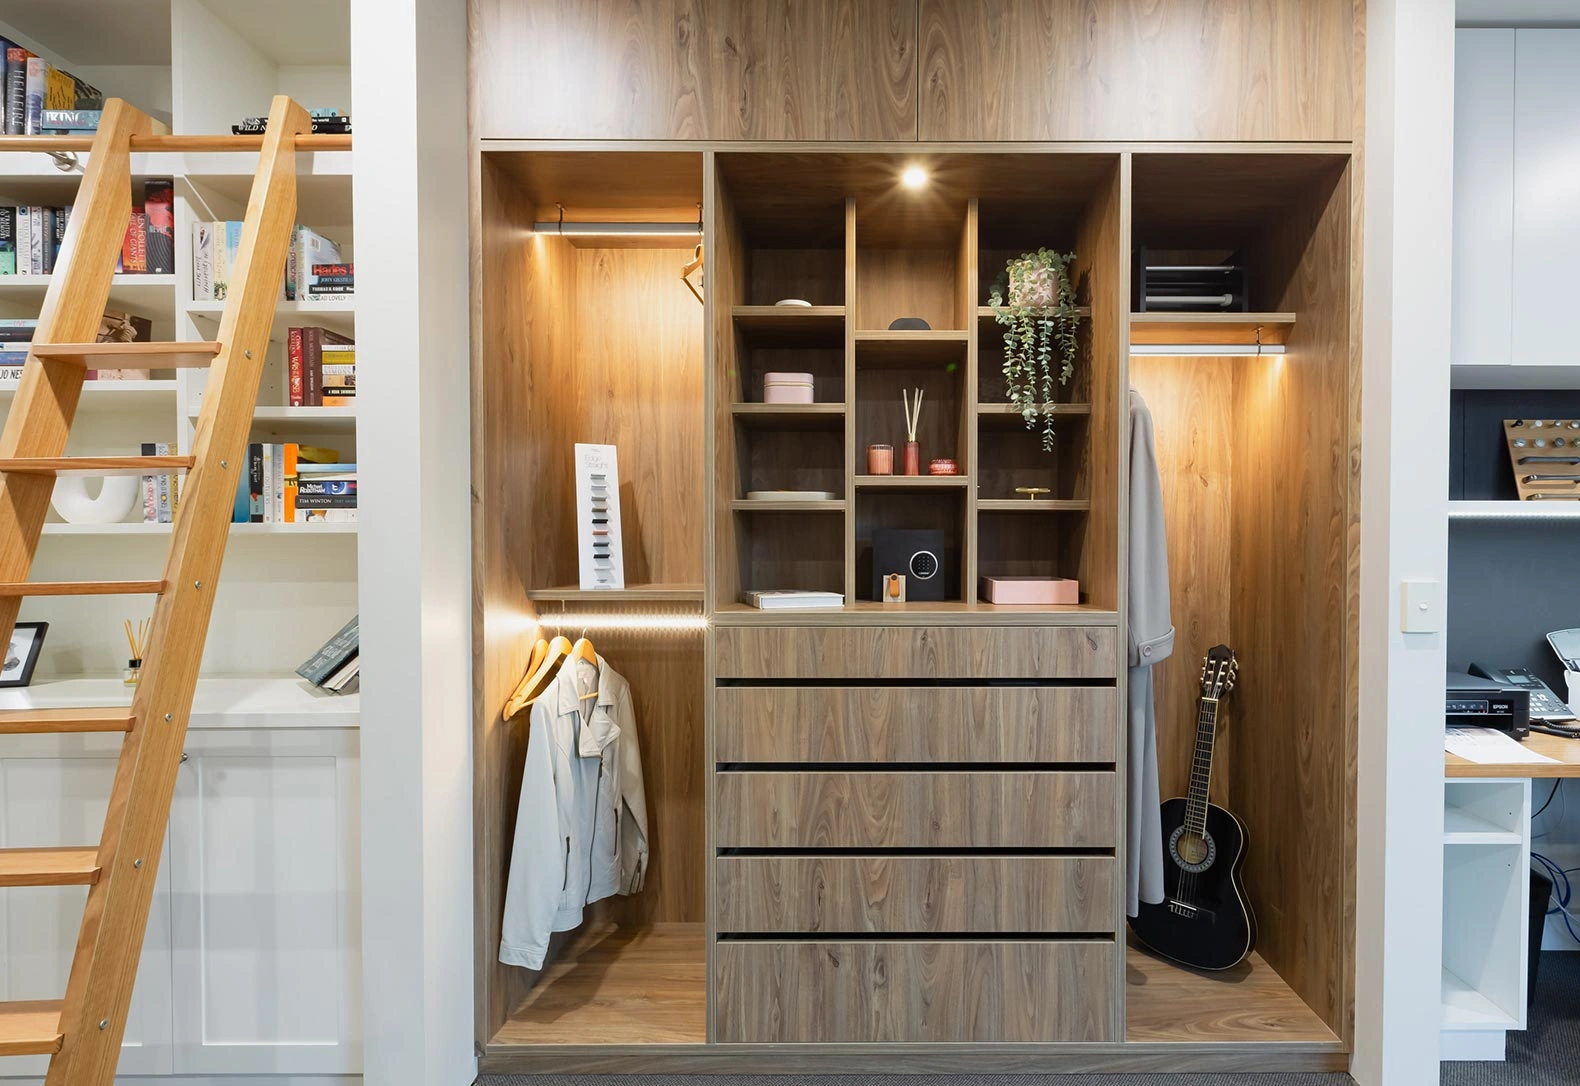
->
[987,248,1080,451]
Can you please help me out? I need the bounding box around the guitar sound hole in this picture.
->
[1168,825,1217,874]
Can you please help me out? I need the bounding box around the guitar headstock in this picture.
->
[1198,644,1238,700]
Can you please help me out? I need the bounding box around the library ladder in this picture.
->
[0,95,311,1086]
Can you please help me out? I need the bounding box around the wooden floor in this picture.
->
[1125,941,1340,1044]
[494,925,1338,1048]
[494,922,706,1046]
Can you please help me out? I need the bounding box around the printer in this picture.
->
[1447,671,1531,739]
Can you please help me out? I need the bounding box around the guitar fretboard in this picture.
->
[1184,696,1218,835]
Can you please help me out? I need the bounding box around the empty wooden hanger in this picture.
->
[503,635,572,718]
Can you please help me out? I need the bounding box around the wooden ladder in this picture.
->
[0,94,310,1085]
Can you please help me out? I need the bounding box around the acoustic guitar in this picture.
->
[1128,644,1257,971]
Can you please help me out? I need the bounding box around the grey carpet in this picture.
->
[1441,950,1580,1085]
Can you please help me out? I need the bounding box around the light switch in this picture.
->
[1400,579,1442,634]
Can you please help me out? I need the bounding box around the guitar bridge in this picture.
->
[1167,899,1197,918]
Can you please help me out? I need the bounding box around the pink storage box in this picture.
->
[980,576,1080,605]
[763,372,815,404]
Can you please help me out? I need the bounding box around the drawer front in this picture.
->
[715,771,1116,849]
[713,625,1117,680]
[715,686,1117,763]
[716,855,1116,933]
[716,940,1115,1042]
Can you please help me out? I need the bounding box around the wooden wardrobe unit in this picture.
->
[469,0,1360,1076]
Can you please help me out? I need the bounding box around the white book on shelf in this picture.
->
[741,590,845,610]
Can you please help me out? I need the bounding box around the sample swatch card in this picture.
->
[575,443,626,591]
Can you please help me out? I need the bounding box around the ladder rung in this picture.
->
[0,580,166,597]
[0,847,100,887]
[31,341,221,368]
[0,1000,63,1056]
[0,707,135,735]
[0,456,194,477]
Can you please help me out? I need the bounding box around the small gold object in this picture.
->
[1015,487,1052,501]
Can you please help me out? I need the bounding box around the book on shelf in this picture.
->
[0,43,102,135]
[321,655,359,694]
[23,55,43,136]
[287,326,353,406]
[234,111,350,136]
[296,614,359,690]
[740,590,845,610]
[0,206,12,274]
[305,261,354,299]
[143,180,174,274]
[321,343,355,405]
[287,227,342,301]
[2,43,28,136]
[238,444,353,524]
[140,442,180,524]
[40,108,100,133]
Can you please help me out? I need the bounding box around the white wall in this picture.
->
[1354,1,1456,1083]
[350,0,474,1083]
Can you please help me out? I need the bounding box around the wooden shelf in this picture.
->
[730,498,844,512]
[853,329,969,366]
[1125,942,1340,1044]
[854,474,968,491]
[978,498,1090,512]
[977,402,1093,430]
[730,403,844,430]
[492,923,705,1046]
[731,305,844,346]
[976,304,1091,324]
[1128,312,1296,346]
[527,584,703,602]
[713,601,1119,626]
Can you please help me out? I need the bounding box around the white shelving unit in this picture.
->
[1441,778,1531,1061]
[0,674,359,729]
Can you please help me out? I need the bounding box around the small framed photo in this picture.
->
[0,622,48,688]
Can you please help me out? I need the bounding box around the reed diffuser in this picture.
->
[901,387,924,476]
[123,618,149,685]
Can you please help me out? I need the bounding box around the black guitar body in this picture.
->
[1128,796,1257,971]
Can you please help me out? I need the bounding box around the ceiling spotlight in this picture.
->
[901,165,928,190]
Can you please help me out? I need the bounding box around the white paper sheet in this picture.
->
[1445,725,1560,765]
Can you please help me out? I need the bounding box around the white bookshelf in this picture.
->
[0,674,358,729]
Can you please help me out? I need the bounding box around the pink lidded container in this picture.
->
[763,372,815,404]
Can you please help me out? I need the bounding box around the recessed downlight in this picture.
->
[901,165,928,190]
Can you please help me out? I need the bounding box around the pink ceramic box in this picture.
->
[763,371,815,404]
[979,576,1080,605]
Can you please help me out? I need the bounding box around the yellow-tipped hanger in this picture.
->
[570,631,599,699]
[503,635,572,718]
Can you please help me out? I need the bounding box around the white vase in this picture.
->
[50,475,141,524]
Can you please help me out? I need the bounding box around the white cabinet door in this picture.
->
[168,728,361,1076]
[0,735,174,1078]
[1454,28,1515,366]
[1513,29,1580,366]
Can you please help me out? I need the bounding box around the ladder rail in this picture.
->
[42,94,311,1086]
[0,100,153,650]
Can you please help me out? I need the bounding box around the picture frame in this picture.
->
[0,621,48,688]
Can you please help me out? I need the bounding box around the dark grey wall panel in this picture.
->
[1449,520,1580,691]
[1450,389,1580,500]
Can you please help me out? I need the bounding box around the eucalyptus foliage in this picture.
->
[987,248,1079,452]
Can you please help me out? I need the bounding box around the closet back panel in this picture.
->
[474,154,708,1042]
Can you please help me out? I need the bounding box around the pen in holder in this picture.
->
[123,618,149,686]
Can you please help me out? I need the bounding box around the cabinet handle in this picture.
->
[180,752,188,764]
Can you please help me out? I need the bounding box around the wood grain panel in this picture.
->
[472,0,917,140]
[716,855,1115,932]
[716,771,1115,848]
[918,0,1352,142]
[715,940,1115,1042]
[1126,357,1235,802]
[713,624,1117,678]
[715,686,1116,763]
[1124,943,1338,1043]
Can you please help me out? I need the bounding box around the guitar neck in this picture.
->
[1184,696,1219,832]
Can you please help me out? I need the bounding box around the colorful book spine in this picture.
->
[3,46,30,136]
[143,180,174,274]
[44,66,74,110]
[140,443,159,523]
[22,56,43,135]
[191,221,214,300]
[154,441,173,523]
[290,227,341,302]
[214,221,242,299]
[13,207,27,276]
[287,327,304,406]
[0,207,13,275]
[261,442,275,523]
[121,207,147,273]
[282,443,299,524]
[248,443,264,522]
[321,345,355,406]
[28,207,43,275]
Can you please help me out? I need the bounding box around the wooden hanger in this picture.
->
[503,635,573,717]
[569,636,599,700]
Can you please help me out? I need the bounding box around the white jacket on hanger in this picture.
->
[499,655,650,970]
[1127,389,1173,917]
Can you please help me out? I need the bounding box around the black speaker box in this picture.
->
[872,528,946,602]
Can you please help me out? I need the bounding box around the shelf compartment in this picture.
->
[1129,311,1296,346]
[0,273,176,320]
[729,403,844,430]
[730,499,844,513]
[731,306,844,347]
[734,424,843,498]
[854,475,969,491]
[853,330,969,367]
[526,584,703,603]
[1444,781,1527,840]
[975,304,1090,325]
[186,299,356,339]
[977,402,1093,427]
[1442,966,1520,1029]
[977,499,1090,512]
[1443,807,1522,846]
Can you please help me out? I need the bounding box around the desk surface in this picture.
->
[1447,730,1580,777]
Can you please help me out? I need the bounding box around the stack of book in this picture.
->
[139,443,181,524]
[234,109,351,136]
[2,39,102,135]
[296,615,359,695]
[741,590,845,610]
[306,261,353,300]
[286,326,355,406]
[0,319,34,377]
[193,223,343,302]
[237,443,356,525]
[0,311,154,380]
[0,180,173,276]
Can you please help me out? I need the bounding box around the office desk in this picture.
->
[1441,730,1580,1061]
[1446,730,1580,777]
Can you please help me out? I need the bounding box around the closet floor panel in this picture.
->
[1125,939,1339,1044]
[496,922,706,1046]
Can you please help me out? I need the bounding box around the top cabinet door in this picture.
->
[1454,29,1515,367]
[917,0,1353,142]
[1514,30,1580,366]
[473,0,917,140]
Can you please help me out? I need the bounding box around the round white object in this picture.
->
[773,298,812,307]
[50,475,141,524]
